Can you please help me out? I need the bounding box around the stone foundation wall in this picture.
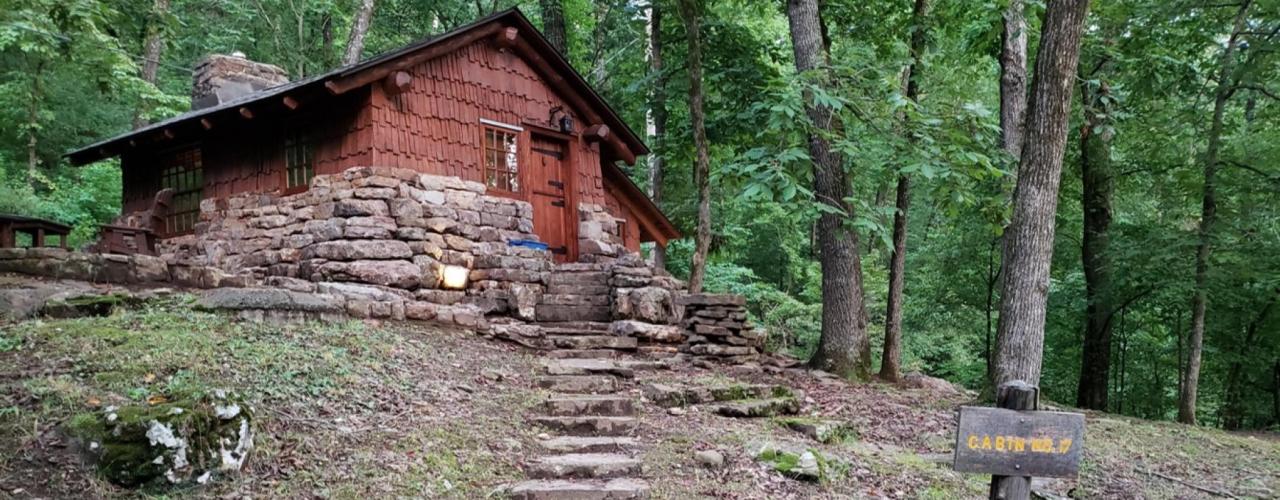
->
[577,203,626,262]
[0,247,249,288]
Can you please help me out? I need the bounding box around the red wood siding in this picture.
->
[120,90,373,215]
[367,40,606,206]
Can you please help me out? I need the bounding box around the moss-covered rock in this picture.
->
[751,441,827,481]
[67,390,254,487]
[778,417,856,443]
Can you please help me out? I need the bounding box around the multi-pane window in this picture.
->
[160,146,203,236]
[483,126,519,192]
[285,131,314,190]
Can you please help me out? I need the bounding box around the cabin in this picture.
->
[68,8,677,264]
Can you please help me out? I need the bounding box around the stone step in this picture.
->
[714,397,801,418]
[548,336,637,351]
[526,453,642,480]
[544,395,635,417]
[539,436,640,454]
[546,271,611,285]
[543,359,635,379]
[535,375,619,393]
[546,349,618,359]
[508,478,650,500]
[538,305,613,323]
[547,284,612,295]
[531,416,638,436]
[540,294,612,307]
[539,322,613,336]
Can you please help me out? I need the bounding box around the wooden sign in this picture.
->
[953,406,1085,478]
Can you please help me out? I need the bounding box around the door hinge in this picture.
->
[549,246,568,255]
[551,200,566,207]
[547,180,564,189]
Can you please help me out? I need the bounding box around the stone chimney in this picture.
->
[191,52,289,110]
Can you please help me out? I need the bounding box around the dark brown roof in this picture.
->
[66,8,648,165]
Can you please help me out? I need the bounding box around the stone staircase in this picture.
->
[508,335,652,499]
[537,263,613,323]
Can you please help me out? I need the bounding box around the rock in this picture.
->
[40,292,141,318]
[779,418,854,443]
[507,478,649,500]
[195,288,345,313]
[526,453,641,480]
[66,390,253,487]
[613,287,676,323]
[609,320,683,343]
[319,260,422,289]
[679,293,746,307]
[303,239,412,260]
[901,372,963,395]
[667,407,686,416]
[752,441,826,481]
[530,416,637,436]
[694,449,725,469]
[715,397,800,418]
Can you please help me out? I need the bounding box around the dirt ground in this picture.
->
[1,297,1277,499]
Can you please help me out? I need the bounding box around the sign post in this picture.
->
[953,381,1086,500]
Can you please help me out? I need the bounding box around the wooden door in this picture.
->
[529,134,572,262]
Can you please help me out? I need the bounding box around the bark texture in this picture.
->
[1182,1,1252,425]
[993,0,1090,389]
[1076,74,1115,411]
[787,0,871,378]
[999,0,1028,158]
[134,0,170,130]
[647,0,668,271]
[678,0,712,293]
[342,0,377,65]
[540,0,568,55]
[881,0,931,383]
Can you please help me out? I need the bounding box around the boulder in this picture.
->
[609,320,683,343]
[195,288,345,313]
[613,287,676,324]
[320,260,422,289]
[67,390,254,487]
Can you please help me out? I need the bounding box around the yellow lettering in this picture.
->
[1012,437,1026,452]
[995,436,1005,451]
[1058,438,1073,454]
[968,435,978,450]
[1034,438,1055,453]
[982,436,992,450]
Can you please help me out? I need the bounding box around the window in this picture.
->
[285,131,314,190]
[160,146,203,236]
[483,125,519,192]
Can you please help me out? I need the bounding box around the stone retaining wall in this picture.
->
[680,294,764,364]
[0,247,249,288]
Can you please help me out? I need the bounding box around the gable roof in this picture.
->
[66,8,648,165]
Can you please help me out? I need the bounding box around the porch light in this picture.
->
[440,265,470,290]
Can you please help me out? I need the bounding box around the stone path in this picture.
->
[508,323,651,500]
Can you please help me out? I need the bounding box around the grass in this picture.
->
[0,297,538,498]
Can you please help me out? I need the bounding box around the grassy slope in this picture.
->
[1,299,1276,499]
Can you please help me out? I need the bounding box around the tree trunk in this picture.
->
[992,0,1090,389]
[540,0,568,55]
[1223,298,1273,430]
[678,0,712,294]
[133,0,170,130]
[788,0,871,378]
[647,0,668,271]
[999,0,1028,158]
[322,14,335,69]
[1181,0,1251,426]
[1076,73,1115,410]
[343,0,377,65]
[881,0,931,383]
[25,61,45,186]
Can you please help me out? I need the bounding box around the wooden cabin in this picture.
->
[68,8,677,262]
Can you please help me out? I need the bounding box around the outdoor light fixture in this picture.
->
[440,264,469,290]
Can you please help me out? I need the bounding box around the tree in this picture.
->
[539,0,567,55]
[343,0,377,65]
[1181,0,1253,425]
[999,0,1028,158]
[881,0,931,383]
[678,0,712,293]
[992,0,1091,389]
[646,0,668,271]
[787,0,871,378]
[134,0,170,129]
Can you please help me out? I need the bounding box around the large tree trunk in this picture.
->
[647,0,668,271]
[1223,298,1273,430]
[881,0,931,383]
[1180,0,1251,425]
[999,0,1028,158]
[342,0,377,65]
[992,0,1090,389]
[25,61,44,185]
[1075,73,1115,410]
[787,0,872,378]
[134,0,170,130]
[540,0,568,55]
[678,0,712,293]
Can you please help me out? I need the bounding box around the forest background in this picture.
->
[1,0,1277,431]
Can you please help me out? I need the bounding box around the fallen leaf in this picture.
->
[147,394,167,405]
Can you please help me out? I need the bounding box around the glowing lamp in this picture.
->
[440,265,470,290]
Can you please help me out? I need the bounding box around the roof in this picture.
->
[66,8,649,165]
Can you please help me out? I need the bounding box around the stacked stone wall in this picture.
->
[0,247,249,288]
[679,294,764,364]
[577,203,626,262]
